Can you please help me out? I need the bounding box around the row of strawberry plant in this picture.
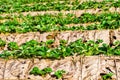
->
[30,67,113,79]
[1,12,120,26]
[30,67,65,79]
[0,0,120,13]
[0,0,56,6]
[0,13,120,33]
[0,39,119,59]
[0,21,119,33]
[0,0,69,5]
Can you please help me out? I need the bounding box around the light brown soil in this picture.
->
[0,56,118,80]
[65,22,100,28]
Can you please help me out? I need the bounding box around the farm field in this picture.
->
[0,0,120,80]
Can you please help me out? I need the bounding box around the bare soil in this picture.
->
[0,56,119,80]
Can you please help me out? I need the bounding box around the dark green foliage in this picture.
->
[0,39,119,59]
[0,12,120,33]
[46,40,54,45]
[30,67,44,75]
[54,70,66,79]
[8,42,19,50]
[30,66,65,79]
[0,50,12,59]
[30,67,52,75]
[102,72,113,80]
[0,0,120,13]
[42,67,53,74]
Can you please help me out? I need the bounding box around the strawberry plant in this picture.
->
[0,38,6,47]
[0,0,119,79]
[54,70,66,79]
[0,0,120,13]
[102,72,113,80]
[0,50,12,59]
[0,39,119,59]
[30,67,53,76]
[30,66,66,79]
[0,12,120,33]
[30,67,45,75]
[8,42,19,50]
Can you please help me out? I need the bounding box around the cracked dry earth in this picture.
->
[0,56,119,80]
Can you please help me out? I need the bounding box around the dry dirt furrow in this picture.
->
[98,56,117,80]
[1,7,120,17]
[4,59,33,80]
[110,30,120,44]
[114,56,120,80]
[81,56,99,80]
[65,22,99,28]
[0,59,6,80]
[0,56,119,80]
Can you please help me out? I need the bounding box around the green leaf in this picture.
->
[0,38,6,47]
[102,72,113,80]
[8,42,19,50]
[30,67,52,76]
[0,50,12,59]
[46,40,54,45]
[42,67,52,74]
[54,70,66,79]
